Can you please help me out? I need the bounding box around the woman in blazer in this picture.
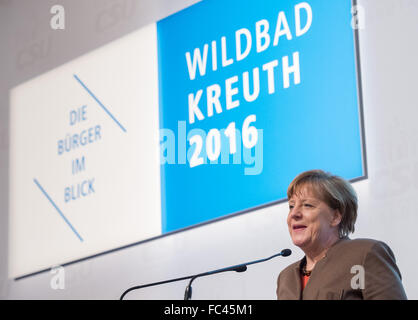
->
[276,170,407,300]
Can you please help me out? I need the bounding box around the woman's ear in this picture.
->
[331,209,342,227]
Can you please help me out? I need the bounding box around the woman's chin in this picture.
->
[291,235,309,248]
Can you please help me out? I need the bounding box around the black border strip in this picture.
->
[14,0,368,281]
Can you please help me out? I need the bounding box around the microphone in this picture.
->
[183,249,292,300]
[234,265,248,272]
[120,249,291,300]
[280,249,292,257]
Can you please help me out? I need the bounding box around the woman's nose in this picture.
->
[289,205,303,219]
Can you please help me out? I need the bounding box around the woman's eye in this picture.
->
[304,203,313,207]
[289,205,294,210]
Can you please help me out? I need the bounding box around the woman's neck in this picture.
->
[304,234,340,270]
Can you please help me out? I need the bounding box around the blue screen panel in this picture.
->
[157,0,365,233]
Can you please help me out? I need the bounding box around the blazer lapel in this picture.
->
[302,257,324,299]
[292,262,303,300]
[285,259,303,300]
[301,237,349,299]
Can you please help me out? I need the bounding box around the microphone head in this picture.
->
[234,265,247,273]
[280,249,292,257]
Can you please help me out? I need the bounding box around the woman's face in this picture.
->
[287,185,341,251]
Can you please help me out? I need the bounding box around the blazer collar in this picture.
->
[295,237,349,270]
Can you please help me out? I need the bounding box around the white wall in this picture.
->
[1,0,418,299]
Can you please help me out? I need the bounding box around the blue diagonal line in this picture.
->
[33,178,84,242]
[73,74,127,133]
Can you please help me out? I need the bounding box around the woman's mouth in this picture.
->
[292,224,307,232]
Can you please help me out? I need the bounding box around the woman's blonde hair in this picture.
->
[287,169,358,238]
